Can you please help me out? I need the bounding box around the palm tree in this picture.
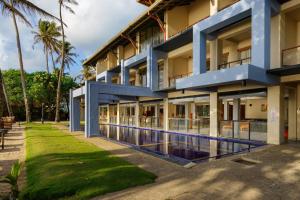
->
[82,65,96,81]
[55,0,78,122]
[0,69,13,116]
[1,0,58,122]
[32,20,61,73]
[56,41,77,69]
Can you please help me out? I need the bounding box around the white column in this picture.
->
[210,40,223,71]
[210,92,219,137]
[135,102,140,127]
[191,103,196,120]
[155,104,160,127]
[117,103,120,125]
[107,105,110,124]
[164,98,169,131]
[185,102,189,131]
[267,86,285,144]
[233,99,241,138]
[223,100,229,120]
[288,88,297,140]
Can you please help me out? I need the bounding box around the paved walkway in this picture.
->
[56,125,300,200]
[0,126,25,198]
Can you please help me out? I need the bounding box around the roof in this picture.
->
[83,0,195,66]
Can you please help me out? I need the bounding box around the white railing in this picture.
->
[168,118,210,135]
[219,120,267,142]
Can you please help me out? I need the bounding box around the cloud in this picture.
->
[0,0,146,76]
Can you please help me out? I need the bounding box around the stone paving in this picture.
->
[0,126,25,199]
[56,125,300,200]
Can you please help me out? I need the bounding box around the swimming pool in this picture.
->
[99,124,265,165]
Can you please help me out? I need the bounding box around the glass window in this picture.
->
[196,105,210,118]
[176,105,185,118]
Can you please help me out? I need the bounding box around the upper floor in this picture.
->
[83,0,299,93]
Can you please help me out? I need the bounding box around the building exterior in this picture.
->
[70,0,300,145]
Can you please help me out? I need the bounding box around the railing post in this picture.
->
[232,120,235,139]
[249,121,251,141]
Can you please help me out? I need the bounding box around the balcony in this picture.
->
[282,45,300,67]
[218,57,251,70]
[168,72,193,89]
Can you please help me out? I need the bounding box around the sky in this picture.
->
[0,0,147,77]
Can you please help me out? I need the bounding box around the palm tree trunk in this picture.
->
[55,3,65,122]
[10,0,31,122]
[45,47,49,73]
[0,69,13,117]
[51,50,56,71]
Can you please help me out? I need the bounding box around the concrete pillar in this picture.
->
[117,103,120,125]
[288,88,297,140]
[223,100,229,120]
[135,102,140,127]
[210,0,219,16]
[121,59,129,85]
[191,103,196,120]
[185,103,189,131]
[107,105,110,124]
[251,0,271,69]
[69,89,81,132]
[193,31,207,75]
[210,92,220,137]
[155,104,160,127]
[164,98,169,131]
[267,86,285,144]
[271,14,285,69]
[233,99,241,138]
[85,81,99,137]
[210,40,223,71]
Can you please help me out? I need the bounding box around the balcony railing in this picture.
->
[168,118,210,135]
[168,72,193,88]
[120,116,136,126]
[109,116,118,124]
[282,45,300,66]
[217,57,251,70]
[219,120,267,142]
[139,116,163,129]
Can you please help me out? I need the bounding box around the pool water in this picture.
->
[99,124,264,165]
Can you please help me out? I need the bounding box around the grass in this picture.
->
[21,123,156,200]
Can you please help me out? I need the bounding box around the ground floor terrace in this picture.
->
[70,79,300,145]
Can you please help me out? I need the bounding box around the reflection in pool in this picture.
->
[99,124,264,164]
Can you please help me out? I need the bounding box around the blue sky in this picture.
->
[0,0,147,77]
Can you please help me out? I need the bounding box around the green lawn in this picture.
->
[21,123,156,200]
